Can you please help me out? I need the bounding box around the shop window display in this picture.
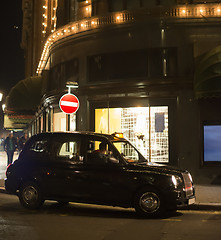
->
[95,106,169,163]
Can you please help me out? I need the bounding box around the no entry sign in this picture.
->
[59,93,79,114]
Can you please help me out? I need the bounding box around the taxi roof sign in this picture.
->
[112,132,124,138]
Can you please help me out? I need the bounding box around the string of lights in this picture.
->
[36,2,221,75]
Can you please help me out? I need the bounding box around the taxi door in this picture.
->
[77,137,132,205]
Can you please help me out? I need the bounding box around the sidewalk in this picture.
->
[0,151,18,179]
[0,151,221,210]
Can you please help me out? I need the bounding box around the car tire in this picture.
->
[134,188,165,218]
[19,182,44,210]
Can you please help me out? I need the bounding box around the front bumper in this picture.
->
[175,186,195,208]
[164,186,195,210]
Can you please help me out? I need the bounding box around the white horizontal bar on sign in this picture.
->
[60,101,78,107]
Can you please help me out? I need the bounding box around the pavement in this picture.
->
[0,151,221,210]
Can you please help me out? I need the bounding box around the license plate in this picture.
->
[189,197,195,205]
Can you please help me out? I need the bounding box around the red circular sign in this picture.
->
[59,94,80,114]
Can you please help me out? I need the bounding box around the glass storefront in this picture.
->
[53,112,76,132]
[95,106,169,163]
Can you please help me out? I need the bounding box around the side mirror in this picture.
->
[108,157,119,164]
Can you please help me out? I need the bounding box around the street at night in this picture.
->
[1,1,221,239]
[0,192,221,240]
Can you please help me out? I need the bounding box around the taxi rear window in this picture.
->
[30,140,48,153]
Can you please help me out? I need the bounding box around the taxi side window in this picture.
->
[86,139,119,165]
[58,141,83,163]
[30,140,47,153]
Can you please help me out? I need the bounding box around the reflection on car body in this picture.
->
[5,132,195,217]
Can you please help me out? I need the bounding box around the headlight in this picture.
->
[171,175,182,189]
[188,173,193,183]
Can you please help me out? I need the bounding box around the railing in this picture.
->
[36,4,221,75]
[164,4,221,18]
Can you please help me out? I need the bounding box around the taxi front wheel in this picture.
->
[134,188,165,218]
[19,182,44,210]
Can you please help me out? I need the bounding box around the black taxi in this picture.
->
[5,132,195,217]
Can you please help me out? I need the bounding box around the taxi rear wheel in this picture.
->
[19,182,44,210]
[134,188,165,218]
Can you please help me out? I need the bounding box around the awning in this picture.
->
[194,45,221,98]
[4,76,42,130]
[5,76,42,111]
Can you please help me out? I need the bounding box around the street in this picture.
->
[0,193,221,240]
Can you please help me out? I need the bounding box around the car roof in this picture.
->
[29,131,126,142]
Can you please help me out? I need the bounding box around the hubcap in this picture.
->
[139,192,160,213]
[23,186,38,205]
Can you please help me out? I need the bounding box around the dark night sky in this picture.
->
[1,0,24,98]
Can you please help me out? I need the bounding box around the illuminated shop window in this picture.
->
[53,112,76,132]
[204,124,221,163]
[95,106,169,163]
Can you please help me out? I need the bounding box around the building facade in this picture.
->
[12,0,221,184]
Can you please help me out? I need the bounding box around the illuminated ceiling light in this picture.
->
[116,16,120,20]
[217,8,221,13]
[182,9,186,14]
[72,26,75,30]
[199,9,203,13]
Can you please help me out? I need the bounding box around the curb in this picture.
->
[177,203,221,211]
[185,203,221,211]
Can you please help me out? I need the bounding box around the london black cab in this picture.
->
[5,132,195,217]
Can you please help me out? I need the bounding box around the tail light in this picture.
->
[6,163,12,177]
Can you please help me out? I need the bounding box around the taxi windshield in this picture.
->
[112,140,146,163]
